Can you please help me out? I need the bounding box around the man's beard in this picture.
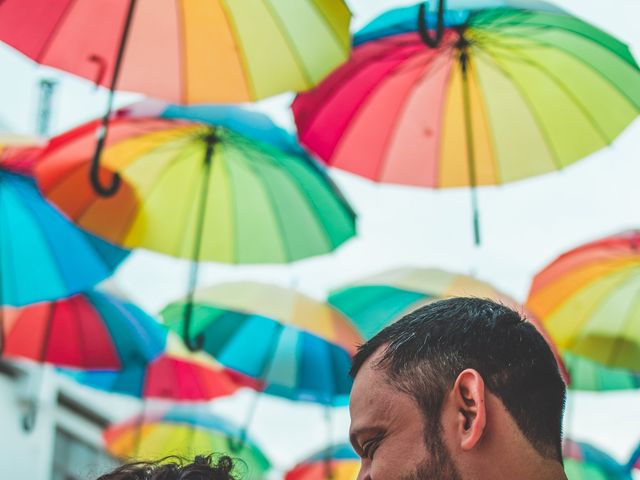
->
[404,427,463,480]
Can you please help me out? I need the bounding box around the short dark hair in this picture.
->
[350,297,566,461]
[96,455,240,480]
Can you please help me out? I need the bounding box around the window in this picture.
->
[52,428,119,480]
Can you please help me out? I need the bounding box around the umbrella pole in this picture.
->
[89,0,138,197]
[459,44,482,246]
[183,132,218,352]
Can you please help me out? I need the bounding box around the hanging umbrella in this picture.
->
[564,439,632,480]
[2,290,165,370]
[526,231,640,371]
[285,444,359,480]
[104,407,271,479]
[0,0,351,196]
[329,267,567,380]
[35,118,356,350]
[160,283,356,406]
[293,1,640,244]
[0,170,128,357]
[563,352,640,392]
[62,335,258,403]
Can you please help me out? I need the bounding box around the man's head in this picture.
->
[349,297,567,480]
[96,455,239,480]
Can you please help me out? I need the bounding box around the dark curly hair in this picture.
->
[96,454,241,480]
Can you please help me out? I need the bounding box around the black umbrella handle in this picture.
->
[417,0,445,48]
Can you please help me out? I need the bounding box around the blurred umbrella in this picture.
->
[285,444,359,480]
[563,352,640,392]
[293,1,640,244]
[0,170,128,358]
[0,0,351,195]
[628,443,639,473]
[161,282,357,451]
[527,231,640,371]
[36,117,356,350]
[63,335,258,403]
[2,290,165,369]
[564,439,632,480]
[2,290,164,429]
[0,133,44,175]
[104,407,271,479]
[329,267,567,381]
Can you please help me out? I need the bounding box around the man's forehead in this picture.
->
[350,347,395,418]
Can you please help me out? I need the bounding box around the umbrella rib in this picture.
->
[474,48,563,171]
[305,0,350,52]
[218,1,256,100]
[261,0,314,88]
[482,30,640,111]
[35,0,79,63]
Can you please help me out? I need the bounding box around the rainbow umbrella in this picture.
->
[293,1,640,244]
[2,290,165,370]
[35,117,356,349]
[0,0,351,195]
[104,407,271,479]
[285,444,359,480]
[564,439,632,480]
[527,231,640,371]
[563,352,640,392]
[329,267,567,380]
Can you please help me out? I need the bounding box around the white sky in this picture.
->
[1,0,640,477]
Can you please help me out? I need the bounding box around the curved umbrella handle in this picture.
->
[226,430,248,454]
[182,301,205,352]
[417,1,445,48]
[90,124,121,197]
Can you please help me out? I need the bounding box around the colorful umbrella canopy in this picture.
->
[285,444,359,480]
[0,170,127,307]
[0,0,351,103]
[35,117,356,264]
[628,443,640,473]
[0,133,44,175]
[563,352,640,392]
[329,267,567,380]
[293,2,640,243]
[2,290,165,369]
[104,408,271,479]
[563,439,632,480]
[63,334,257,402]
[161,282,357,405]
[526,231,640,371]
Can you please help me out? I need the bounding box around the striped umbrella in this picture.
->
[329,267,567,380]
[285,444,359,480]
[293,1,640,244]
[527,231,640,371]
[0,0,351,195]
[35,117,356,349]
[105,407,271,480]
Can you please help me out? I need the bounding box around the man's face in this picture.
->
[349,354,462,480]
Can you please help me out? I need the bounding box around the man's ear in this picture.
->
[452,368,487,451]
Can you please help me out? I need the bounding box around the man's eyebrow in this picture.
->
[349,426,386,454]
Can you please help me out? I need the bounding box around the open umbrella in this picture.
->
[293,1,640,244]
[564,439,632,480]
[0,0,351,195]
[105,407,271,479]
[285,444,359,480]
[526,231,640,371]
[563,352,640,392]
[35,117,356,350]
[329,267,567,381]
